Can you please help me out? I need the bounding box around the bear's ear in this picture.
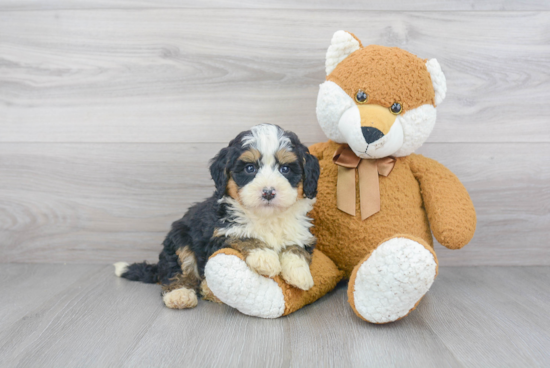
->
[425,59,447,106]
[325,30,362,76]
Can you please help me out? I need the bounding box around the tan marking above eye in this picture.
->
[239,148,261,163]
[275,149,297,165]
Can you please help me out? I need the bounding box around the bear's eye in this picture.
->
[355,90,368,104]
[390,102,402,115]
[245,164,256,174]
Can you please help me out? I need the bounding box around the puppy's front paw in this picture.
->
[246,249,282,278]
[280,253,314,291]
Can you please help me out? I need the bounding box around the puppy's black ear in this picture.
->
[303,151,320,199]
[209,147,231,199]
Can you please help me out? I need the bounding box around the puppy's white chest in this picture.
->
[239,218,308,252]
[220,198,316,252]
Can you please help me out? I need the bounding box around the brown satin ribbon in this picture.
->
[333,145,396,220]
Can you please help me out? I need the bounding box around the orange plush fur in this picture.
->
[327,45,436,113]
[309,142,476,278]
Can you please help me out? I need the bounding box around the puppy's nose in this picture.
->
[361,126,384,144]
[262,188,276,201]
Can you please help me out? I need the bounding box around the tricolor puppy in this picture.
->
[114,124,320,309]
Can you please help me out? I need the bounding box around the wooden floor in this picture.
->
[0,264,548,367]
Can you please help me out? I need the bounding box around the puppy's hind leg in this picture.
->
[161,246,202,309]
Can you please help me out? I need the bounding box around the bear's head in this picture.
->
[316,31,447,159]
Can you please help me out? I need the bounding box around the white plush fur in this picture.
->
[280,252,314,290]
[352,237,437,323]
[113,262,129,277]
[364,120,404,158]
[217,197,316,253]
[325,30,361,75]
[205,253,285,318]
[425,59,447,106]
[316,80,438,158]
[316,80,354,143]
[393,104,437,157]
[337,106,363,149]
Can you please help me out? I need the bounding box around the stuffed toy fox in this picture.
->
[204,31,476,323]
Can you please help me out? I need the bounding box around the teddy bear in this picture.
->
[203,31,476,323]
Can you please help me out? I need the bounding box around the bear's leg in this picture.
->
[348,235,438,324]
[204,248,343,318]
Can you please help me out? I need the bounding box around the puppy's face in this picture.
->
[210,124,319,215]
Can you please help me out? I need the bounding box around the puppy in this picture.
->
[114,124,320,309]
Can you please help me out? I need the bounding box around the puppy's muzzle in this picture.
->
[262,187,276,201]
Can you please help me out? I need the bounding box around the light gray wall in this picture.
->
[1,2,549,264]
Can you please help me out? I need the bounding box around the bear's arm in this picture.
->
[409,154,476,249]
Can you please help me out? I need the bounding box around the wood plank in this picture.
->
[420,267,550,366]
[0,143,217,264]
[0,263,99,324]
[283,284,462,367]
[1,0,549,11]
[1,264,548,367]
[1,10,549,143]
[0,264,164,367]
[120,292,291,368]
[0,142,548,265]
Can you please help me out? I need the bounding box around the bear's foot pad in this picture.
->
[351,237,437,323]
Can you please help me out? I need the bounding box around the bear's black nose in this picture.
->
[361,127,384,144]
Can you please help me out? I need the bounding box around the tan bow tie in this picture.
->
[333,145,396,220]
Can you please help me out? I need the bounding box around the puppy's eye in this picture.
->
[390,102,402,115]
[245,164,256,173]
[355,90,368,104]
[279,165,290,174]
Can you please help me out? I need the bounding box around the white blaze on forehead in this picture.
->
[241,124,292,166]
